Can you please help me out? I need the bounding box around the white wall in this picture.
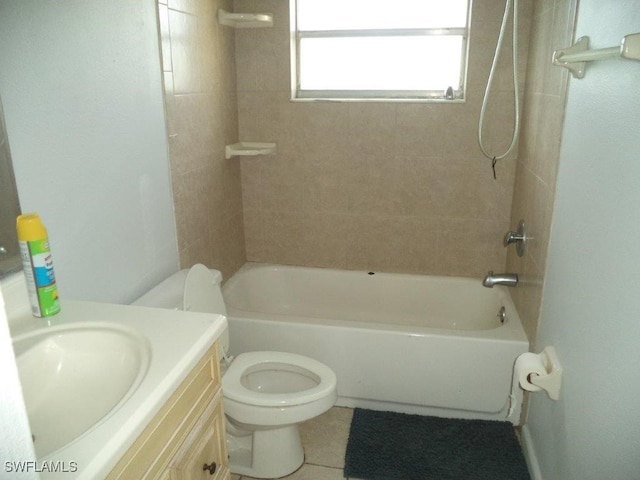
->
[0,0,179,303]
[526,1,640,479]
[0,1,178,472]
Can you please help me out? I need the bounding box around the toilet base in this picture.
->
[227,423,304,479]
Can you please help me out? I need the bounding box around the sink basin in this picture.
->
[12,322,151,458]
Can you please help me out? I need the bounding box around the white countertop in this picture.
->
[8,298,227,479]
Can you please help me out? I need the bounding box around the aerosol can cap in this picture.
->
[17,212,47,241]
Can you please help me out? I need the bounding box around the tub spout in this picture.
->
[482,271,518,288]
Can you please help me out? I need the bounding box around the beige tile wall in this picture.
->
[158,0,246,280]
[235,0,533,277]
[507,0,577,343]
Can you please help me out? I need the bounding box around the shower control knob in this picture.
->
[503,220,527,257]
[504,230,524,245]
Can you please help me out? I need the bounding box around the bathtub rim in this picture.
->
[223,262,529,343]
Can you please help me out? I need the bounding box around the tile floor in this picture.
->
[230,406,355,480]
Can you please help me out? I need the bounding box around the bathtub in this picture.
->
[223,263,529,424]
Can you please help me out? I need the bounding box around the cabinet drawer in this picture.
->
[166,392,229,480]
[107,343,221,480]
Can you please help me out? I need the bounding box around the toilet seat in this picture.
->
[223,351,337,407]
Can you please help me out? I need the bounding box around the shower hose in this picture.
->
[478,0,520,169]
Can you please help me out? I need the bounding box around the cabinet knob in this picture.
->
[202,462,217,475]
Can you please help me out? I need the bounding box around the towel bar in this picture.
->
[553,32,640,78]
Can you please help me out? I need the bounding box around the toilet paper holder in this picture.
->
[528,346,563,400]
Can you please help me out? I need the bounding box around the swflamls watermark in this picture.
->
[4,461,78,473]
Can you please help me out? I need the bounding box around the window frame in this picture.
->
[289,0,471,103]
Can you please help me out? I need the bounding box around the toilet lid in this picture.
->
[183,264,224,314]
[183,264,230,355]
[222,351,337,407]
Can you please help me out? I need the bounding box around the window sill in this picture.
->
[289,96,466,104]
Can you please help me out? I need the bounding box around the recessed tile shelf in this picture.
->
[225,142,276,160]
[218,9,273,28]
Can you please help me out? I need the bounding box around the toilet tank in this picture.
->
[133,265,230,355]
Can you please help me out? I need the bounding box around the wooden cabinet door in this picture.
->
[167,393,229,480]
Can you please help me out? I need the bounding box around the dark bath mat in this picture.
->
[344,408,530,480]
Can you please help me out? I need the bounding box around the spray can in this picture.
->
[16,213,61,317]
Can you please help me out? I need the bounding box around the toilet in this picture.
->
[133,264,338,479]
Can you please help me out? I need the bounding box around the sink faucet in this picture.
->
[482,271,518,288]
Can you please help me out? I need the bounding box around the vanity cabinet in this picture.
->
[107,342,229,480]
[164,396,227,480]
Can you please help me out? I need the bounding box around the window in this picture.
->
[291,0,470,102]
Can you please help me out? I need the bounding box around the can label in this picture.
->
[19,238,60,317]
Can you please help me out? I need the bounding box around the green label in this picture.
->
[29,238,50,255]
[37,284,60,317]
[19,237,60,317]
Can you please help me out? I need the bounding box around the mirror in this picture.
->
[0,96,22,278]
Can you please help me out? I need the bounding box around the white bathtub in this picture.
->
[223,263,529,424]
